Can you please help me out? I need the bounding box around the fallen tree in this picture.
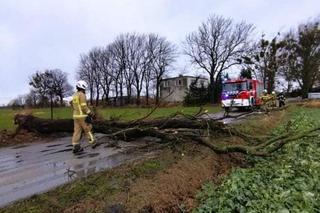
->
[13,107,319,156]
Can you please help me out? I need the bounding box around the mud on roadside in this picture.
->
[0,129,41,147]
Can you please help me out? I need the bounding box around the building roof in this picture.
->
[162,75,208,81]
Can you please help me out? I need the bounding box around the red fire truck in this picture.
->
[221,78,264,111]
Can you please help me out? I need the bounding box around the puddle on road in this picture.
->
[88,153,100,158]
[46,143,64,148]
[0,136,154,207]
[11,145,29,149]
[75,152,100,159]
[40,149,55,153]
[46,148,73,155]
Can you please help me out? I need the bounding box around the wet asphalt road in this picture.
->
[202,109,261,124]
[0,135,153,207]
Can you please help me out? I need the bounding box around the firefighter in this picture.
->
[263,89,268,95]
[71,80,96,154]
[277,91,286,107]
[271,91,277,107]
[260,89,270,104]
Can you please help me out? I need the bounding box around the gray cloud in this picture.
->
[0,0,319,105]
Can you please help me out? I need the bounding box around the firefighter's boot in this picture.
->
[73,144,84,154]
[90,140,98,149]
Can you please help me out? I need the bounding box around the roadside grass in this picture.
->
[0,108,16,131]
[231,110,287,136]
[0,105,220,131]
[196,106,320,212]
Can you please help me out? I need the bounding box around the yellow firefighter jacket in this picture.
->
[71,91,91,119]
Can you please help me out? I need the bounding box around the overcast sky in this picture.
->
[0,0,319,105]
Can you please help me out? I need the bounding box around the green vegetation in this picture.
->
[196,107,320,212]
[0,105,220,131]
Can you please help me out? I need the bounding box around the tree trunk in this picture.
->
[120,83,124,106]
[155,78,160,104]
[146,85,149,105]
[301,67,312,99]
[59,95,64,106]
[14,106,311,158]
[105,87,109,105]
[114,84,118,106]
[209,74,215,103]
[90,87,94,106]
[127,86,131,105]
[95,86,100,106]
[286,81,292,94]
[136,90,141,105]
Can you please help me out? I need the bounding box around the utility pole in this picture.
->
[48,79,54,120]
[50,91,53,120]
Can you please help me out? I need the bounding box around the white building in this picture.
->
[160,75,209,102]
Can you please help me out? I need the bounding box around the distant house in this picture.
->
[160,75,209,102]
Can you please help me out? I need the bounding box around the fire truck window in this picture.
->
[249,82,253,90]
[238,82,247,91]
[223,82,247,91]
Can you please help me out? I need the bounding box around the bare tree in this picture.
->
[184,15,254,103]
[76,32,176,106]
[50,69,73,105]
[109,35,129,106]
[144,36,154,105]
[148,34,177,104]
[127,34,147,105]
[29,71,52,106]
[283,19,320,98]
[29,69,72,106]
[277,31,297,93]
[8,95,25,108]
[25,90,38,107]
[244,34,286,92]
[99,46,113,104]
[88,48,103,106]
[78,54,95,105]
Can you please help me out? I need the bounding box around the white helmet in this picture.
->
[76,80,88,90]
[272,91,276,95]
[263,89,267,93]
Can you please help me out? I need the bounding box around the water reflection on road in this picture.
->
[0,135,154,207]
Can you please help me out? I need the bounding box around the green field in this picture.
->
[0,105,220,131]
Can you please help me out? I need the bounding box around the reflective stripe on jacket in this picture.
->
[71,91,91,119]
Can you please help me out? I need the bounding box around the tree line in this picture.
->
[9,14,320,107]
[77,33,176,106]
[185,15,320,102]
[9,69,73,108]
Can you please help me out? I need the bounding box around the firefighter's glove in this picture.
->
[85,116,92,124]
[85,112,95,124]
[89,111,96,118]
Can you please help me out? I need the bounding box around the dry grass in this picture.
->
[126,145,242,212]
[296,100,320,108]
[233,110,287,136]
